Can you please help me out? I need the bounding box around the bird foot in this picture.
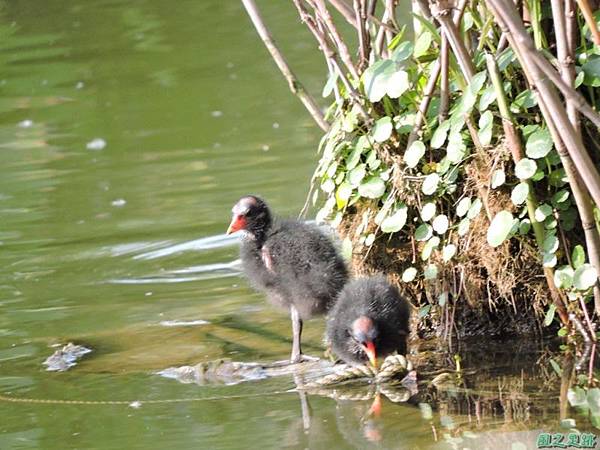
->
[290,353,320,364]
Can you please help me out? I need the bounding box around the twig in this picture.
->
[354,0,370,70]
[432,3,476,81]
[313,0,361,80]
[439,34,450,121]
[488,0,600,209]
[327,0,358,28]
[407,0,468,147]
[241,0,329,131]
[575,0,600,45]
[293,0,369,120]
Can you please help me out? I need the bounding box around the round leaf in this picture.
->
[554,266,574,289]
[534,204,553,222]
[487,211,514,247]
[381,205,408,233]
[404,140,426,168]
[573,264,598,290]
[442,244,457,262]
[424,264,438,280]
[511,182,529,205]
[526,128,553,159]
[458,218,470,236]
[422,173,440,195]
[515,158,537,180]
[415,223,432,241]
[373,117,393,143]
[572,245,586,269]
[432,214,449,234]
[358,177,386,198]
[467,198,482,219]
[421,202,436,221]
[348,164,366,187]
[402,267,418,282]
[491,169,505,188]
[456,197,471,217]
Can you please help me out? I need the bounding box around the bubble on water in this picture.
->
[272,122,280,129]
[129,401,142,409]
[211,110,223,118]
[86,138,106,150]
[262,145,270,152]
[226,62,234,69]
[145,291,153,296]
[76,81,84,89]
[18,119,33,128]
[111,198,126,207]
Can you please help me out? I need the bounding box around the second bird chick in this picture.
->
[326,276,410,368]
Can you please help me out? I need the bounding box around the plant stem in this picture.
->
[486,52,569,325]
[241,0,329,131]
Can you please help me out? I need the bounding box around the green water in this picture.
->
[0,1,592,449]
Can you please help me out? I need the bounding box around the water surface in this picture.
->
[0,1,593,449]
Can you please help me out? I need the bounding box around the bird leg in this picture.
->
[290,305,319,363]
[290,305,303,363]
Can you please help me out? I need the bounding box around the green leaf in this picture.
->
[386,70,410,98]
[381,205,408,233]
[543,252,557,268]
[322,71,338,98]
[391,41,413,62]
[321,178,335,193]
[491,169,505,188]
[551,189,570,207]
[573,264,598,290]
[432,214,449,234]
[526,128,553,159]
[358,177,386,198]
[458,218,470,236]
[469,71,487,96]
[478,110,493,146]
[479,86,496,110]
[456,197,471,217]
[568,387,588,408]
[414,32,432,57]
[422,173,440,195]
[431,120,450,149]
[544,304,557,326]
[467,198,482,219]
[421,236,440,260]
[442,244,457,262]
[421,202,436,221]
[534,204,553,222]
[404,140,426,168]
[487,211,514,247]
[549,357,562,376]
[519,219,531,235]
[554,265,575,289]
[511,182,529,205]
[582,56,600,87]
[543,234,559,253]
[335,182,353,209]
[415,223,433,241]
[515,158,537,180]
[572,245,586,269]
[511,89,537,111]
[373,117,393,142]
[402,267,418,282]
[588,388,600,415]
[363,60,409,102]
[348,164,366,187]
[424,264,438,280]
[418,304,431,317]
[446,132,467,163]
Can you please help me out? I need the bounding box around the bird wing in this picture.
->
[261,245,275,273]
